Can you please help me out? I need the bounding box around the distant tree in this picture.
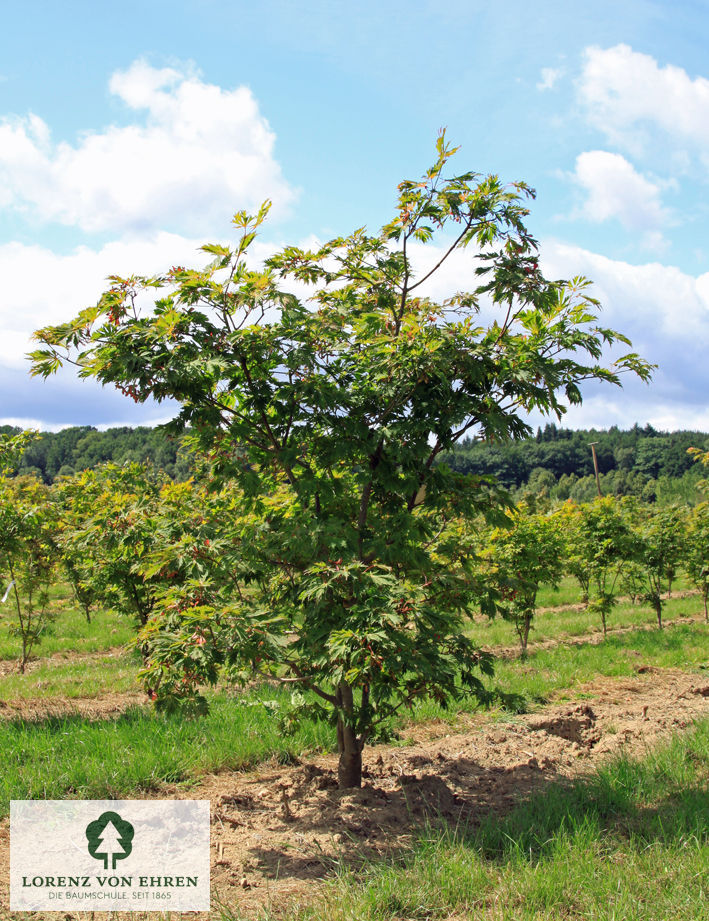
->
[627,504,687,628]
[0,475,57,672]
[557,498,633,635]
[686,504,709,621]
[484,505,564,652]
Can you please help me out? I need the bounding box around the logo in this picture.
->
[85,811,134,870]
[10,800,210,911]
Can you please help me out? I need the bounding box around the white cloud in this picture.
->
[539,241,709,428]
[0,59,296,235]
[570,150,670,244]
[0,229,298,365]
[578,44,709,157]
[537,67,562,91]
[0,228,310,427]
[0,233,203,369]
[2,225,708,432]
[541,242,709,339]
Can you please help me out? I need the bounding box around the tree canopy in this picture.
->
[29,134,652,786]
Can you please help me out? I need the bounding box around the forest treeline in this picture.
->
[0,424,191,482]
[447,423,709,505]
[3,422,708,503]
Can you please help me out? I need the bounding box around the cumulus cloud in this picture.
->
[578,44,709,158]
[2,224,708,432]
[0,229,305,426]
[343,235,709,429]
[537,67,563,91]
[540,241,709,428]
[0,60,296,235]
[0,233,204,369]
[569,150,671,245]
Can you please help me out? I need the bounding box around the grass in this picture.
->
[534,574,584,608]
[409,619,709,726]
[2,619,708,816]
[241,719,709,921]
[0,582,134,661]
[2,576,709,920]
[470,585,703,650]
[0,686,336,815]
[0,651,139,699]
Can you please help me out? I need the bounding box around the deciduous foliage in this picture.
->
[557,498,633,635]
[484,504,564,652]
[52,463,213,638]
[625,503,687,629]
[30,135,651,787]
[686,504,709,621]
[0,475,57,672]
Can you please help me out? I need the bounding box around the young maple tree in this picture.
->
[30,135,651,786]
[483,504,564,653]
[0,475,57,673]
[556,498,634,635]
[687,503,709,621]
[625,502,686,629]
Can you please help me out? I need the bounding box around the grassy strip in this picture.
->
[0,591,703,703]
[253,720,709,921]
[410,620,709,724]
[0,652,139,699]
[472,590,702,650]
[0,687,336,815]
[0,588,134,661]
[2,621,708,816]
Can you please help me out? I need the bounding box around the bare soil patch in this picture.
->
[0,646,129,677]
[1,666,707,919]
[0,691,146,721]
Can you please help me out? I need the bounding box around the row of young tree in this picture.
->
[3,434,707,691]
[485,495,709,652]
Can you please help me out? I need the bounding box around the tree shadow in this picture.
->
[232,725,709,883]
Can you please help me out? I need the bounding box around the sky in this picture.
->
[0,0,708,433]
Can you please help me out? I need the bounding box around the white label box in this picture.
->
[10,800,210,912]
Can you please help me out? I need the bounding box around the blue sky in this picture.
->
[1,0,708,431]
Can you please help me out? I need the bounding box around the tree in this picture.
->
[52,462,209,636]
[687,504,709,621]
[0,475,57,672]
[557,498,633,635]
[627,503,686,629]
[30,135,652,787]
[483,504,564,653]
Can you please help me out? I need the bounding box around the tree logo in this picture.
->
[85,811,134,870]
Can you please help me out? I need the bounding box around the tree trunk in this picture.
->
[336,682,362,788]
[704,590,708,623]
[518,614,531,655]
[336,716,362,788]
[654,598,663,629]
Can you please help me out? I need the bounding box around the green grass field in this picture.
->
[0,582,134,661]
[0,688,336,815]
[2,615,708,816]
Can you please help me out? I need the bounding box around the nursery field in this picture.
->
[1,581,708,920]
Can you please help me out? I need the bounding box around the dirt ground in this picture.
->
[1,665,708,920]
